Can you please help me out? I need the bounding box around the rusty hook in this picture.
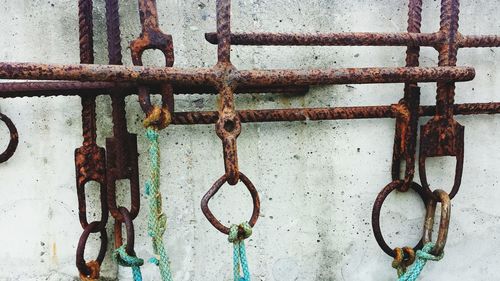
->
[391,85,421,191]
[131,0,174,129]
[201,172,260,235]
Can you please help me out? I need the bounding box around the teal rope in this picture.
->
[113,244,144,281]
[397,243,444,281]
[145,128,174,281]
[228,223,252,281]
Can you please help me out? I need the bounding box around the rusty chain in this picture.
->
[104,0,144,277]
[74,0,109,279]
[371,0,460,268]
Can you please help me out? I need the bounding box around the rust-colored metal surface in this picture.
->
[74,0,109,278]
[423,189,451,256]
[1,0,500,277]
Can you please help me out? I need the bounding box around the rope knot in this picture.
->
[143,106,171,130]
[392,247,416,277]
[113,244,144,268]
[416,243,444,261]
[397,243,444,281]
[228,222,252,243]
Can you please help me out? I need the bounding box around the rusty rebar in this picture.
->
[0,81,309,98]
[171,102,500,125]
[0,62,475,85]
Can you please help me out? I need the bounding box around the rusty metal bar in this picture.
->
[171,102,500,125]
[459,35,500,48]
[0,81,309,98]
[0,62,475,85]
[205,31,442,46]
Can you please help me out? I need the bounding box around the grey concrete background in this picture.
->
[1,0,500,280]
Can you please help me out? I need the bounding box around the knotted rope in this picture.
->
[397,243,444,281]
[113,244,144,281]
[392,247,416,277]
[144,106,174,281]
[228,222,253,281]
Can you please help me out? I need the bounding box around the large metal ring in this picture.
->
[0,112,19,163]
[201,172,260,235]
[423,189,451,256]
[76,221,108,276]
[372,180,432,257]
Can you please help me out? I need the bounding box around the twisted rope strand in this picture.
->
[228,223,252,281]
[113,244,144,281]
[145,127,174,281]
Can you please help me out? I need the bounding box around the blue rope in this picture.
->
[397,243,444,281]
[113,244,144,281]
[228,223,252,281]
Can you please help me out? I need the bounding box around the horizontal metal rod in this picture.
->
[0,81,309,98]
[459,35,500,48]
[205,32,442,46]
[0,62,475,86]
[172,102,500,125]
[205,32,500,50]
[235,67,475,86]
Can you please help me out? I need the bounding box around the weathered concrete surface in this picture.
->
[0,0,500,280]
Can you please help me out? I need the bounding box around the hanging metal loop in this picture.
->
[423,189,451,256]
[372,180,432,257]
[201,172,260,235]
[76,221,108,277]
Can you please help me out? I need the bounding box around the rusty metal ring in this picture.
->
[372,180,432,257]
[201,172,260,235]
[0,112,19,163]
[76,221,108,276]
[423,189,451,256]
[114,206,136,256]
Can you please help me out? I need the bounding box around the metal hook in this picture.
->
[391,85,421,191]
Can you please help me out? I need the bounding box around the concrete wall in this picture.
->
[1,0,499,280]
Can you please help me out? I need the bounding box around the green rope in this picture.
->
[228,222,252,281]
[397,243,444,281]
[145,127,174,281]
[113,244,144,281]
